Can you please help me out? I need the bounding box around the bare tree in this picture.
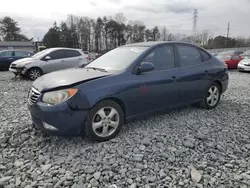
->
[161,26,168,41]
[114,13,127,24]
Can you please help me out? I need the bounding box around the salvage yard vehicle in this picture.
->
[9,47,88,80]
[0,50,33,70]
[28,42,229,141]
[216,54,243,69]
[238,58,250,72]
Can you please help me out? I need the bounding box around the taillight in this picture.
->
[224,62,228,68]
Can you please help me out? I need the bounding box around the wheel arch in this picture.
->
[214,80,222,93]
[93,97,127,121]
[26,66,43,75]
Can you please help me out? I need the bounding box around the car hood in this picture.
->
[32,68,112,92]
[240,58,250,63]
[12,57,35,66]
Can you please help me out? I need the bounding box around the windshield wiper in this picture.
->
[86,67,107,72]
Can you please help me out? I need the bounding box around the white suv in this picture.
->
[9,48,88,80]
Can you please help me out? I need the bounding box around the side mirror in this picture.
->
[44,56,51,60]
[138,62,154,74]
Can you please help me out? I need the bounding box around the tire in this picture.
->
[199,82,221,109]
[84,100,124,141]
[27,68,42,81]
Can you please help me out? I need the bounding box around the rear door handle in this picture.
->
[8,58,13,60]
[204,70,208,75]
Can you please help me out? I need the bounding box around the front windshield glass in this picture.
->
[32,49,51,59]
[86,46,149,71]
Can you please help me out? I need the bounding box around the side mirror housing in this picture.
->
[137,62,154,74]
[44,56,51,61]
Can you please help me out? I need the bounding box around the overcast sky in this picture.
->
[0,0,249,40]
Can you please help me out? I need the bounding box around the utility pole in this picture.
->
[226,22,230,47]
[71,15,73,27]
[193,9,198,33]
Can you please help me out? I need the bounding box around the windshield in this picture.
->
[32,49,51,59]
[85,46,149,71]
[217,55,232,61]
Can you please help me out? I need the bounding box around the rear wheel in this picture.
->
[199,82,221,109]
[27,68,42,81]
[84,100,124,141]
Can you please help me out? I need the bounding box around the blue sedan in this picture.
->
[0,50,33,70]
[28,42,229,141]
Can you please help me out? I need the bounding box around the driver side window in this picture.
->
[47,50,65,60]
[142,45,175,71]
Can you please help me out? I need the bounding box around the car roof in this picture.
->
[48,47,82,51]
[122,41,199,47]
[0,49,32,52]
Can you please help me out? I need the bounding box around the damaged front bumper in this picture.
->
[9,66,27,75]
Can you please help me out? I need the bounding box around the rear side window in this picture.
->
[177,45,202,67]
[199,49,211,62]
[232,55,240,60]
[48,50,65,60]
[65,50,81,58]
[143,45,175,70]
[0,51,13,57]
[14,51,28,57]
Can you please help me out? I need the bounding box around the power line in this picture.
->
[193,9,198,33]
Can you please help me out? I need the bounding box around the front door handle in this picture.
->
[171,76,179,82]
[8,58,13,60]
[204,70,208,75]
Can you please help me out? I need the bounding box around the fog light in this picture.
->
[43,122,58,131]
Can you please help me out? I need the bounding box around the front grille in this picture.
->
[28,87,41,105]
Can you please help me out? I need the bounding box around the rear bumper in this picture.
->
[221,78,229,93]
[237,64,250,72]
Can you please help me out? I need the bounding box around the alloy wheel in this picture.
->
[207,86,219,107]
[29,69,41,80]
[92,107,120,137]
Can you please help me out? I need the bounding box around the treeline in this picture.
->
[1,15,250,51]
[43,13,161,53]
[0,17,31,41]
[43,13,250,52]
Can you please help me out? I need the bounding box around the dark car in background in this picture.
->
[240,50,250,59]
[0,50,33,70]
[28,42,229,141]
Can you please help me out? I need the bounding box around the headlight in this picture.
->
[42,88,78,105]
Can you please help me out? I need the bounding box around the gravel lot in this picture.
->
[0,71,250,188]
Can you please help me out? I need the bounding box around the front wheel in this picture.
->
[199,82,221,109]
[84,100,124,141]
[27,68,42,81]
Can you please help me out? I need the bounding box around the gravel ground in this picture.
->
[0,71,250,188]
